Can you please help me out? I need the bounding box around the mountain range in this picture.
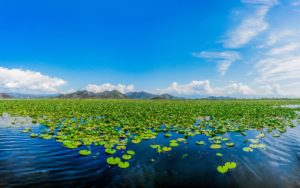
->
[58,90,180,99]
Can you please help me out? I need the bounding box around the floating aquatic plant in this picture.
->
[79,149,91,156]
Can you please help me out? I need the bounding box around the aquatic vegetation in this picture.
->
[79,149,91,156]
[243,147,254,152]
[0,99,299,172]
[105,148,117,155]
[106,157,121,165]
[225,142,234,147]
[217,162,237,174]
[196,141,205,145]
[118,161,130,168]
[122,154,132,160]
[216,153,223,157]
[210,144,222,149]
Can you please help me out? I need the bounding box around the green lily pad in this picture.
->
[243,147,253,152]
[216,153,223,157]
[196,141,205,145]
[79,149,91,156]
[169,142,179,147]
[105,148,117,155]
[30,133,38,138]
[106,157,121,165]
[217,165,228,174]
[127,150,135,155]
[122,154,132,160]
[150,144,160,149]
[118,161,130,168]
[162,146,172,152]
[210,144,222,149]
[225,162,237,169]
[226,142,234,147]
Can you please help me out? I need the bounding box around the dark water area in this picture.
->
[1,122,300,188]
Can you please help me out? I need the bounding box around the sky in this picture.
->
[1,0,300,97]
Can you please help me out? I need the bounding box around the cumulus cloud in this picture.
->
[224,83,256,95]
[193,51,241,75]
[223,0,277,48]
[156,80,255,97]
[86,83,134,93]
[258,84,284,95]
[0,67,66,93]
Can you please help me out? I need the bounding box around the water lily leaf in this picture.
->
[217,165,228,174]
[210,144,222,149]
[216,153,223,157]
[106,157,121,165]
[169,142,179,147]
[79,149,91,156]
[226,142,234,147]
[196,141,205,145]
[162,146,172,152]
[105,148,117,155]
[225,162,237,169]
[272,133,280,137]
[150,144,161,149]
[122,154,132,160]
[127,150,135,155]
[243,147,253,152]
[118,161,130,168]
[30,133,38,138]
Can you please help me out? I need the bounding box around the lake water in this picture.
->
[1,120,300,188]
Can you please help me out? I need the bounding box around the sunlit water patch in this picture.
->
[1,122,300,187]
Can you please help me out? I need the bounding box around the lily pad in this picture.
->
[169,142,179,147]
[118,161,130,168]
[122,154,132,160]
[79,149,91,156]
[106,157,121,165]
[225,162,237,169]
[196,141,205,145]
[127,150,135,155]
[210,144,222,149]
[105,148,117,155]
[226,142,234,147]
[217,165,228,174]
[243,147,253,152]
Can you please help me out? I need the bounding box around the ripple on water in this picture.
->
[1,124,300,188]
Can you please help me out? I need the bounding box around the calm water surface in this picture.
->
[1,122,300,188]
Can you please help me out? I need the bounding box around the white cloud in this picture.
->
[193,51,240,75]
[255,56,300,83]
[0,67,66,93]
[258,84,284,95]
[156,80,255,97]
[223,0,277,48]
[224,83,256,95]
[266,30,296,46]
[85,83,134,93]
[158,80,214,96]
[268,43,300,55]
[291,0,300,6]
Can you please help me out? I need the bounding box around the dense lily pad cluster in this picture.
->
[0,99,299,171]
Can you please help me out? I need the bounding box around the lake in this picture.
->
[1,121,300,188]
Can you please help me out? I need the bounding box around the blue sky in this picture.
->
[1,0,300,97]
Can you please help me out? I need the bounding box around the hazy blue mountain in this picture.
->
[125,91,179,99]
[0,93,12,99]
[58,90,127,99]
